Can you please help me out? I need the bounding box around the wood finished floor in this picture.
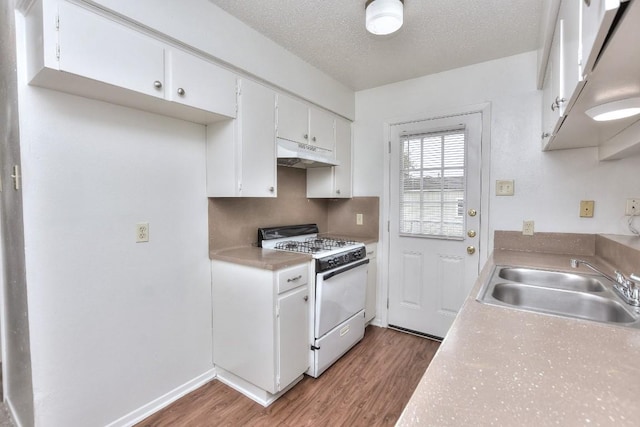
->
[138,326,440,427]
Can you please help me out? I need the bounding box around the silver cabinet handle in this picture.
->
[336,189,341,195]
[153,80,162,89]
[177,88,186,96]
[269,186,275,192]
[541,132,550,139]
[303,295,308,302]
[303,134,309,140]
[551,96,566,111]
[287,275,302,282]
[312,136,317,142]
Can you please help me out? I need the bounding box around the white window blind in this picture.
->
[399,127,466,239]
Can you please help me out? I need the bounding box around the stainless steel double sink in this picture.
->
[477,266,640,328]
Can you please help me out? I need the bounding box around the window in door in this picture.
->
[399,128,466,239]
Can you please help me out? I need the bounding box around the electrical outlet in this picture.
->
[580,200,595,218]
[356,213,364,225]
[522,220,535,236]
[136,222,149,243]
[626,198,640,216]
[496,180,515,196]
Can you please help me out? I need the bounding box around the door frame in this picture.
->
[378,103,492,328]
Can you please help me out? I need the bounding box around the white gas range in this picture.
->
[258,224,369,377]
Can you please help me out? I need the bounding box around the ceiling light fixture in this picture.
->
[585,97,640,122]
[365,0,404,36]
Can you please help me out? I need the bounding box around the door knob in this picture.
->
[177,87,186,96]
[467,246,476,255]
[468,209,477,217]
[153,80,162,89]
[467,230,476,238]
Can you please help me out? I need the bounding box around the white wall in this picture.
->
[88,0,355,120]
[16,18,213,426]
[354,51,640,245]
[1,2,35,426]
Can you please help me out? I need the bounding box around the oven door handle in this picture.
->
[322,258,369,281]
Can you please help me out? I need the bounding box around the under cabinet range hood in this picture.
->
[276,138,339,169]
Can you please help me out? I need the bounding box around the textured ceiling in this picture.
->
[208,0,543,91]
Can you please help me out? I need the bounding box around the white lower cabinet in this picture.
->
[212,261,310,406]
[364,243,378,324]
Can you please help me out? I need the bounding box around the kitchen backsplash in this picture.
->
[209,167,379,251]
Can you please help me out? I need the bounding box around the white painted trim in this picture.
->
[381,102,492,328]
[105,368,216,427]
[368,317,385,328]
[5,398,22,427]
[216,367,303,407]
[15,0,37,15]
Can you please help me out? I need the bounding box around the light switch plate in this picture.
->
[580,200,595,218]
[356,213,363,225]
[496,180,515,196]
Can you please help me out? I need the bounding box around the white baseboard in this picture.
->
[368,317,385,328]
[105,368,216,427]
[216,368,302,407]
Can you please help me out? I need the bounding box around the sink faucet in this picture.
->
[570,259,640,307]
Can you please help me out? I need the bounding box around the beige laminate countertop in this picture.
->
[210,236,377,270]
[397,249,640,426]
[210,247,311,271]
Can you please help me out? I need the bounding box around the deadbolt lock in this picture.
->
[468,209,477,217]
[467,230,476,238]
[467,246,476,255]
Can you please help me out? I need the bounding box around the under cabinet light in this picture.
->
[585,97,640,121]
[365,0,404,35]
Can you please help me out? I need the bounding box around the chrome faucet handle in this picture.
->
[615,270,629,287]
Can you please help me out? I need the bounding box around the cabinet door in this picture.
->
[58,2,165,99]
[277,286,309,391]
[309,107,335,151]
[364,244,377,324]
[559,0,581,111]
[581,0,620,77]
[542,17,564,145]
[240,79,277,197]
[333,118,352,198]
[168,49,237,118]
[277,94,309,145]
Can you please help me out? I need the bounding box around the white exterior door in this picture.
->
[388,113,482,338]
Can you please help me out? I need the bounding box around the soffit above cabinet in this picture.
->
[547,0,640,158]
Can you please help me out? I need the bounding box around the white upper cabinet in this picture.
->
[307,117,352,198]
[207,79,277,197]
[541,17,563,143]
[24,0,237,124]
[276,94,336,152]
[540,0,638,159]
[166,49,237,118]
[559,0,582,114]
[57,1,165,99]
[276,95,310,145]
[309,107,336,151]
[581,0,621,77]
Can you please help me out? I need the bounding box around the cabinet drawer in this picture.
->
[277,264,309,294]
[365,243,377,258]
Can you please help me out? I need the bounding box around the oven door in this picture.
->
[315,259,369,338]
